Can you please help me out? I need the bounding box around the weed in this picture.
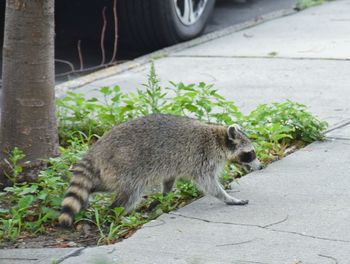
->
[268,51,278,57]
[243,101,327,162]
[0,141,86,243]
[3,147,26,184]
[296,0,327,10]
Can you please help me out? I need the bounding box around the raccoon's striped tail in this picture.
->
[58,165,94,228]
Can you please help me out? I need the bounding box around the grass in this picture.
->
[0,63,328,247]
[296,0,328,10]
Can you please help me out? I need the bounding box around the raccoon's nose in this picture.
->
[250,159,263,171]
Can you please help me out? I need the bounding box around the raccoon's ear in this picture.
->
[227,124,241,140]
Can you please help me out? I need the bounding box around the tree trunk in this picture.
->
[0,0,58,187]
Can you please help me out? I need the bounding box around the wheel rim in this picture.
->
[174,0,209,26]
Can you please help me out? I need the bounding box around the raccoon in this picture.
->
[59,114,262,227]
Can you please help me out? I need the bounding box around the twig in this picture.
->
[55,59,75,72]
[100,6,107,66]
[109,0,118,64]
[77,40,84,70]
[55,1,121,80]
[54,60,127,78]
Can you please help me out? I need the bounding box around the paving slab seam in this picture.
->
[326,137,350,141]
[324,119,350,134]
[324,120,350,141]
[56,248,85,264]
[170,54,350,62]
[55,8,297,94]
[266,228,350,244]
[171,212,350,244]
[0,257,39,261]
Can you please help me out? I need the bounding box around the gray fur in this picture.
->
[59,114,262,227]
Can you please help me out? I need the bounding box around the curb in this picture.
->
[55,7,297,98]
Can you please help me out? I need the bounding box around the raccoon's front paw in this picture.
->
[225,199,249,206]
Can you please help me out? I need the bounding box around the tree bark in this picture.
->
[0,0,58,187]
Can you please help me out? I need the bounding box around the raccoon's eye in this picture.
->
[239,151,256,163]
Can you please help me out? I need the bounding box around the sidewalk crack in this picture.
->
[169,212,264,228]
[216,239,256,247]
[57,247,85,263]
[262,215,289,228]
[170,212,350,244]
[318,254,339,264]
[171,212,288,229]
[265,228,350,244]
[326,136,350,141]
[324,119,350,134]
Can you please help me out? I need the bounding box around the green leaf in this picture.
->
[100,86,112,95]
[19,185,38,195]
[184,104,199,113]
[18,195,34,210]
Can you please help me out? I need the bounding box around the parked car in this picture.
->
[0,0,216,80]
[0,0,215,52]
[118,0,216,51]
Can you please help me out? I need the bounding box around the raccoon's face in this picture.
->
[226,125,263,172]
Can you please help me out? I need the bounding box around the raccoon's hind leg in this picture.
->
[145,178,176,211]
[193,175,248,206]
[110,187,144,213]
[162,178,175,194]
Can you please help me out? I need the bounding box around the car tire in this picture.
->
[118,0,216,52]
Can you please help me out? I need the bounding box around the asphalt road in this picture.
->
[207,0,297,33]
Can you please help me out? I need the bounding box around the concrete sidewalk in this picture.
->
[2,1,350,263]
[60,127,350,264]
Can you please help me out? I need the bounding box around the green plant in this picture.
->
[268,51,278,57]
[176,180,201,199]
[143,180,202,215]
[219,165,244,189]
[3,147,26,184]
[79,205,148,245]
[296,0,326,10]
[0,141,87,242]
[56,87,127,144]
[242,101,327,162]
[55,63,245,143]
[164,81,243,124]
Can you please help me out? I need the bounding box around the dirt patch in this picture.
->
[0,223,127,249]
